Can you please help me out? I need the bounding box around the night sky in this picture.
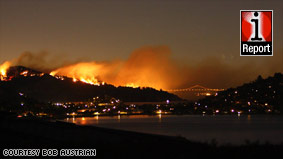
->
[0,0,282,89]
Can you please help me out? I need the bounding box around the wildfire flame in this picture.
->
[48,46,179,89]
[0,61,11,81]
[49,61,148,88]
[1,47,182,90]
[20,70,28,76]
[50,62,104,86]
[125,83,140,88]
[49,62,151,88]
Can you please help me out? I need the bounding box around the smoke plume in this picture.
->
[1,46,282,90]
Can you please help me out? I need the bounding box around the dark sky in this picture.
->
[0,0,282,88]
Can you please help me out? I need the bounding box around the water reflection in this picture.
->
[247,115,251,121]
[93,115,99,124]
[72,117,75,123]
[81,117,86,125]
[62,115,283,145]
[70,115,164,125]
[117,115,121,123]
[158,114,162,122]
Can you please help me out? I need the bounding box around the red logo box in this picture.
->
[240,10,273,56]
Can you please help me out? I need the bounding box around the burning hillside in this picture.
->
[50,62,106,86]
[0,65,45,81]
[1,46,281,91]
[0,65,181,102]
[48,46,182,89]
[1,46,183,89]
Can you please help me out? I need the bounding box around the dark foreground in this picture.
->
[0,113,282,159]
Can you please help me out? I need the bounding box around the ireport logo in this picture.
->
[240,10,273,56]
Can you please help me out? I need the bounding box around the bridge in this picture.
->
[167,85,225,92]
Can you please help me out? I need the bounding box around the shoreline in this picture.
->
[54,112,283,120]
[1,114,283,158]
[62,114,283,146]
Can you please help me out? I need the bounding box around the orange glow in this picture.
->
[20,71,28,76]
[125,83,139,88]
[205,93,211,96]
[0,61,11,81]
[50,62,104,85]
[156,110,162,114]
[47,47,180,89]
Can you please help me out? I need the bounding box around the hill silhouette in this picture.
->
[0,66,181,103]
[197,73,283,114]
